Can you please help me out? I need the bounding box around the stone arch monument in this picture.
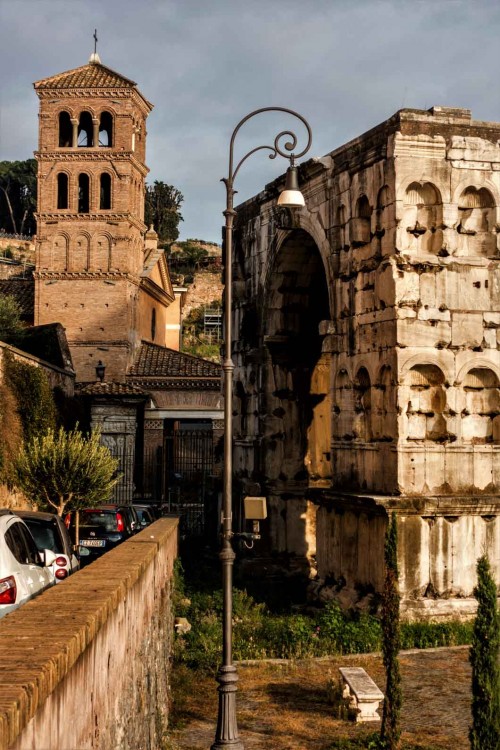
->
[233,106,500,617]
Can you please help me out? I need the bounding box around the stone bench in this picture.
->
[339,667,384,722]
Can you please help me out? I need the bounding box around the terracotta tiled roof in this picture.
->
[129,342,221,379]
[77,381,146,396]
[0,278,34,320]
[34,62,137,90]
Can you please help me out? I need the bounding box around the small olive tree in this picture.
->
[469,555,500,750]
[13,426,120,517]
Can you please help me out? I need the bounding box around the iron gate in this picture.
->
[163,423,219,541]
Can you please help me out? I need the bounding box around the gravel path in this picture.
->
[171,647,471,749]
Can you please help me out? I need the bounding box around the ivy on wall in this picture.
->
[4,354,56,442]
[0,378,22,483]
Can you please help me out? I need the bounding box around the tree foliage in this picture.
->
[380,512,402,750]
[0,159,37,235]
[13,426,121,517]
[469,555,500,750]
[0,294,24,342]
[144,181,184,244]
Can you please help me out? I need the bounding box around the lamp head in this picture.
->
[277,158,305,208]
[95,360,106,382]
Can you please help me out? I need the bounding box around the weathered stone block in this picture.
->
[451,312,484,347]
[398,318,451,347]
[418,307,451,322]
[419,273,436,307]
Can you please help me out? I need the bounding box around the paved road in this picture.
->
[172,647,471,749]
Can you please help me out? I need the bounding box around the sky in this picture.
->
[1,0,500,243]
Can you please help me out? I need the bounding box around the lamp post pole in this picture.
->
[212,108,312,750]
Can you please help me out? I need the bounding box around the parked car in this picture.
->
[65,505,135,566]
[122,504,140,534]
[15,510,79,582]
[132,504,156,528]
[0,509,57,619]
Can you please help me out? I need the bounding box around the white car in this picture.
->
[16,510,80,582]
[0,509,57,619]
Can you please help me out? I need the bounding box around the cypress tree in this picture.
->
[469,555,500,750]
[380,512,402,750]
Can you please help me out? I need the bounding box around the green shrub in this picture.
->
[400,621,472,649]
[328,737,441,750]
[173,562,473,674]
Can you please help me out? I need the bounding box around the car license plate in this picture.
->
[80,539,105,548]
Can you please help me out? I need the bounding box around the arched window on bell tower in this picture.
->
[57,173,69,209]
[78,173,90,213]
[100,173,111,209]
[99,111,113,147]
[59,112,72,147]
[78,111,94,147]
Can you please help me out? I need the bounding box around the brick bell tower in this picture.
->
[33,49,153,382]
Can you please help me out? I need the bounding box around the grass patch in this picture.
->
[173,558,472,673]
[328,737,442,749]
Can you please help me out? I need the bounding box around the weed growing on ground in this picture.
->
[173,563,472,672]
[327,736,441,749]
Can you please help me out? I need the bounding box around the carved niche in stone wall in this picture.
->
[353,367,372,441]
[456,187,497,258]
[403,182,443,255]
[405,364,448,442]
[350,195,372,247]
[461,368,500,444]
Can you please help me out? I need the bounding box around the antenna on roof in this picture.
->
[89,28,101,64]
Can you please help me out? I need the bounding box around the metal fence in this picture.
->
[163,428,219,541]
[134,428,220,542]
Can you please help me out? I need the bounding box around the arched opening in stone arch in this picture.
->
[403,181,443,254]
[353,367,372,441]
[351,195,372,246]
[262,229,331,488]
[457,187,496,257]
[462,368,500,443]
[405,364,448,441]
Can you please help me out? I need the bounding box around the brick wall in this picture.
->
[0,517,178,750]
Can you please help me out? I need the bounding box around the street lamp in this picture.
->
[213,107,312,750]
[95,360,106,382]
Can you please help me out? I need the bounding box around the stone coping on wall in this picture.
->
[0,517,178,750]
